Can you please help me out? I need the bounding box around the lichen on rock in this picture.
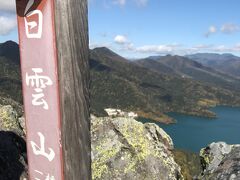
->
[0,105,25,137]
[91,116,183,180]
[199,142,240,180]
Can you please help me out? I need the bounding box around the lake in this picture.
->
[138,106,240,152]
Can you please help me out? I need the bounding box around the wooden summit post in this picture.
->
[16,0,91,179]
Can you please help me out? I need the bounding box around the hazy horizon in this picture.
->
[2,39,240,60]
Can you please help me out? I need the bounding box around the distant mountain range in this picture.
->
[137,55,240,91]
[186,53,240,78]
[1,41,240,123]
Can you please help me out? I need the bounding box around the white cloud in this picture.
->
[132,43,182,54]
[114,0,126,6]
[211,44,240,53]
[190,44,240,54]
[124,42,240,55]
[0,15,17,35]
[91,0,148,7]
[113,31,240,54]
[221,23,240,34]
[91,37,240,56]
[212,45,228,52]
[116,0,148,6]
[114,35,128,44]
[192,44,213,49]
[114,35,136,51]
[204,23,240,37]
[235,43,240,48]
[0,1,16,13]
[136,45,175,54]
[205,25,217,38]
[124,43,135,50]
[135,0,148,6]
[209,26,217,33]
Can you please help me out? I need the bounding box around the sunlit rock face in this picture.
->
[0,105,25,137]
[200,142,240,180]
[91,115,183,180]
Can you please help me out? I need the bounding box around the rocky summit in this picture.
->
[1,104,240,180]
[91,115,183,180]
[199,142,240,180]
[1,105,240,180]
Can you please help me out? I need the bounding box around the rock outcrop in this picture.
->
[0,105,26,137]
[91,115,183,180]
[0,105,27,180]
[199,142,240,180]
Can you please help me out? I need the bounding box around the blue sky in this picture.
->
[1,0,240,57]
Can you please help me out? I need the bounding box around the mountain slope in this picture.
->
[136,55,240,91]
[136,57,177,75]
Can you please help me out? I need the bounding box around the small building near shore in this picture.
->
[104,108,138,118]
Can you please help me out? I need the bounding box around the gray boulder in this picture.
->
[0,105,25,137]
[200,142,240,180]
[91,116,183,180]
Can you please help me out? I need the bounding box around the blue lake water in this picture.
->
[138,106,240,152]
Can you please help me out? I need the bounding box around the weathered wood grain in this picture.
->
[54,0,91,179]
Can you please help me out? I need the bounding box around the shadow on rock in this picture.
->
[0,131,27,180]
